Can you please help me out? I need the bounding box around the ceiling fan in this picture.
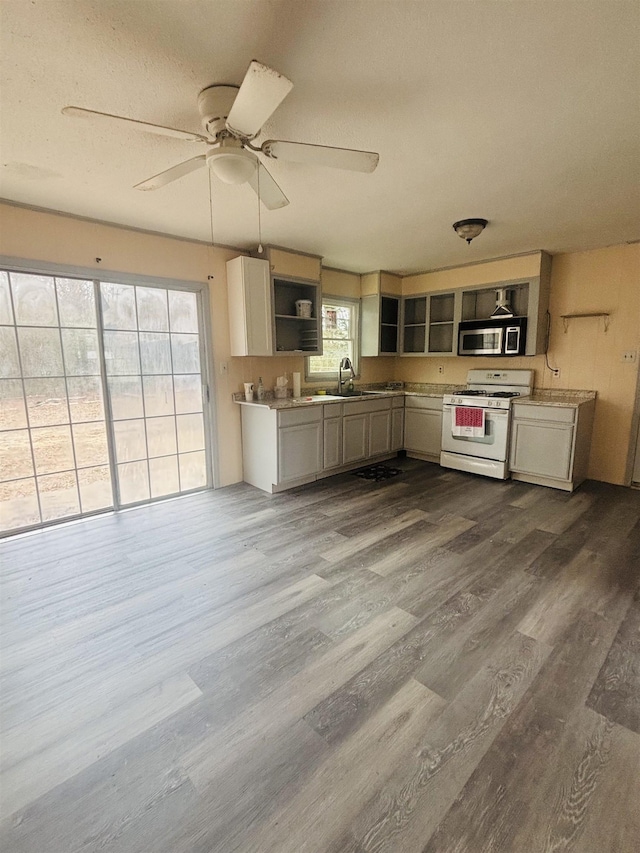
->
[62,60,379,210]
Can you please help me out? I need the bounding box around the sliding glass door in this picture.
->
[0,268,210,536]
[101,282,207,506]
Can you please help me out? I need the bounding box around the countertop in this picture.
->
[234,382,462,410]
[235,390,400,410]
[515,389,597,408]
[234,385,597,410]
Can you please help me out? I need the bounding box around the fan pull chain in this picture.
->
[256,163,263,254]
[207,170,215,280]
[208,169,215,246]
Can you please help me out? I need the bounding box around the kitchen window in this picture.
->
[306,296,360,381]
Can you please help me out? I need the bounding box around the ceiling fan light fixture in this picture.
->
[206,144,257,185]
[453,218,488,244]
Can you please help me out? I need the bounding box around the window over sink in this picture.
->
[306,296,360,381]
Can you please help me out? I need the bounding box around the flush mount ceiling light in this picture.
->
[453,218,488,244]
[205,139,257,185]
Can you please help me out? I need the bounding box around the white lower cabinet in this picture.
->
[404,396,443,461]
[240,395,400,493]
[343,397,394,464]
[342,412,369,464]
[369,409,392,456]
[278,421,323,483]
[240,404,322,493]
[509,400,595,491]
[323,411,343,470]
[391,399,405,451]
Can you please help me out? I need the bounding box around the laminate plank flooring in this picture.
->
[1,460,639,852]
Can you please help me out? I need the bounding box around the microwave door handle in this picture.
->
[496,327,505,354]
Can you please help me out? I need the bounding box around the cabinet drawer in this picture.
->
[392,396,405,409]
[512,404,575,424]
[278,407,323,427]
[404,395,443,412]
[323,402,343,418]
[343,397,390,415]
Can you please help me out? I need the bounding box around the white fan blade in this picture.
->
[134,155,207,190]
[225,61,293,139]
[262,139,379,173]
[246,161,289,209]
[62,106,209,143]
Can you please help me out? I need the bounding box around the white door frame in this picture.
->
[627,360,640,487]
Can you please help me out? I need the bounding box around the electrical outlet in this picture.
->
[438,365,444,375]
[622,350,637,363]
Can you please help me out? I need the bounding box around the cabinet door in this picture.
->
[323,417,343,469]
[343,413,369,464]
[391,407,404,451]
[369,409,391,456]
[404,408,442,456]
[401,296,427,355]
[510,420,573,481]
[427,291,458,356]
[277,422,322,483]
[227,256,273,356]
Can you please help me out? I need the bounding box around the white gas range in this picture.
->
[440,369,533,480]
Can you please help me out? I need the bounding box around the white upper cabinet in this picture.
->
[226,252,322,356]
[361,271,402,357]
[226,256,273,356]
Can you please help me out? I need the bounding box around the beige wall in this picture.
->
[1,202,637,487]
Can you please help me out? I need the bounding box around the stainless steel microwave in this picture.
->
[458,317,527,356]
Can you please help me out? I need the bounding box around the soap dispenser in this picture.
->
[256,376,265,401]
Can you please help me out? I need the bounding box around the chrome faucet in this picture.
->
[338,357,355,393]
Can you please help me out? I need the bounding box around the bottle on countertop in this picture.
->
[256,376,265,401]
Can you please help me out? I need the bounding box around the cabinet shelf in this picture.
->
[275,314,317,321]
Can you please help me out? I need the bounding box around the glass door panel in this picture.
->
[100,282,207,507]
[0,271,113,534]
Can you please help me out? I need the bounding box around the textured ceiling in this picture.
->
[1,0,639,273]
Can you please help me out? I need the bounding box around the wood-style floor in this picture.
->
[1,459,639,852]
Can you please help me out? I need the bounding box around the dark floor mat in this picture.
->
[352,464,402,482]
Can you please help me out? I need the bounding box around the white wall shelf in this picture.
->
[560,312,610,333]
